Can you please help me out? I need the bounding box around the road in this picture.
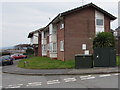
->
[1,72,119,88]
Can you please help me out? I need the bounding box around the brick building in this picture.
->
[29,3,116,61]
[28,29,43,56]
[114,26,120,55]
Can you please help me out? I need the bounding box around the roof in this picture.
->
[28,27,45,38]
[61,3,116,20]
[43,3,116,31]
[115,26,120,31]
[15,44,31,47]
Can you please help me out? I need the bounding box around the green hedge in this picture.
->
[93,32,115,48]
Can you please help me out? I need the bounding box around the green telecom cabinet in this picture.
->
[75,54,93,69]
[93,48,116,67]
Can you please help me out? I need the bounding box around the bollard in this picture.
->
[24,61,29,67]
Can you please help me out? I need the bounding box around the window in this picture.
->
[42,45,46,52]
[53,43,57,52]
[49,24,53,35]
[49,43,52,52]
[53,25,57,34]
[114,31,118,37]
[96,19,103,26]
[49,43,57,52]
[60,21,64,29]
[60,40,64,51]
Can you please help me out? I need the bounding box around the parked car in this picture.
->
[11,54,27,60]
[0,55,14,66]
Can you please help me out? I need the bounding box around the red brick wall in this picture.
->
[34,46,38,56]
[104,15,110,32]
[57,22,65,61]
[47,35,50,57]
[38,34,42,56]
[64,7,111,60]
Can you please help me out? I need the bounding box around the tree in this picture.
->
[93,32,115,48]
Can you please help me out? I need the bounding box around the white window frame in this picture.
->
[114,31,118,37]
[53,43,57,52]
[96,19,104,26]
[49,43,57,53]
[42,45,47,53]
[60,21,64,29]
[60,40,64,51]
[49,43,52,52]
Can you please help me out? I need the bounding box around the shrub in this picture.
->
[93,32,115,48]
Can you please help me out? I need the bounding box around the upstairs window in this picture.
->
[60,40,64,51]
[96,19,103,26]
[60,21,64,29]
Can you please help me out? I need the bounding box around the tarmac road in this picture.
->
[2,72,119,88]
[1,60,120,89]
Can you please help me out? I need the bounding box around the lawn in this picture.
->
[117,56,120,66]
[17,56,75,69]
[18,56,120,69]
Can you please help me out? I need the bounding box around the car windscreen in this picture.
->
[2,56,10,60]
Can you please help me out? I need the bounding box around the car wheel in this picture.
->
[2,63,5,66]
[11,62,13,65]
[24,57,26,59]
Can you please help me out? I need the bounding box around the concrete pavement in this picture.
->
[2,60,120,76]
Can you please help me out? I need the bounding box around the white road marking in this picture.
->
[64,78,76,82]
[8,84,23,86]
[47,80,60,85]
[6,84,23,88]
[18,84,23,86]
[80,75,92,78]
[6,86,21,88]
[81,76,95,80]
[26,82,42,87]
[112,73,119,76]
[99,74,111,77]
[8,85,12,86]
[80,75,95,80]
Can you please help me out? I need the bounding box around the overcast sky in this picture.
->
[1,0,120,47]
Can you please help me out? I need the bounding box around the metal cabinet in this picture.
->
[93,48,116,67]
[75,54,93,69]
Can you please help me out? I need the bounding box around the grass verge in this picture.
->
[17,56,75,69]
[117,56,120,66]
[18,56,120,69]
